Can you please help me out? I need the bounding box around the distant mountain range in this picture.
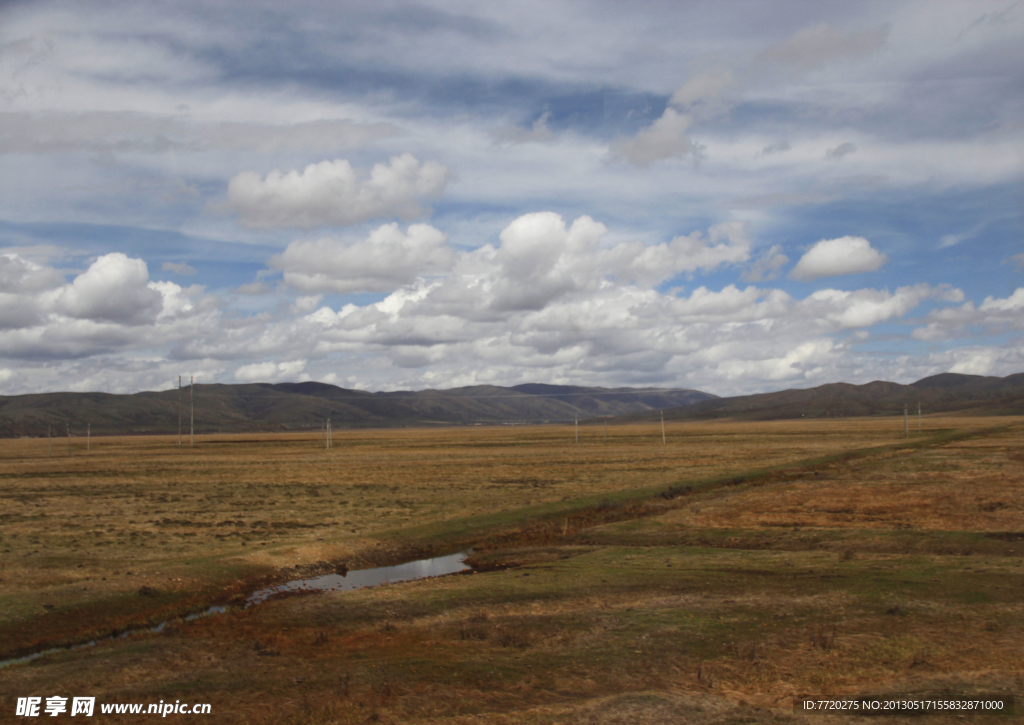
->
[622,372,1024,423]
[0,382,715,437]
[3,372,1021,438]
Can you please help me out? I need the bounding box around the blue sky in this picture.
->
[0,0,1021,396]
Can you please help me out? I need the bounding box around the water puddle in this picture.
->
[0,551,471,670]
[247,550,471,605]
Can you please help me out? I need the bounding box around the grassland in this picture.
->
[1,416,1022,723]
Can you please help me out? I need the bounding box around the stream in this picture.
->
[0,550,472,669]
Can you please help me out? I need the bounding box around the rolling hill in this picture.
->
[619,372,1024,423]
[0,382,715,437]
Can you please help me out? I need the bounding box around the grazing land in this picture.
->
[1,417,1022,723]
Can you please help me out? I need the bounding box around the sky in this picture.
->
[0,0,1022,397]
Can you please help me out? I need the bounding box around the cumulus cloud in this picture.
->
[0,251,208,358]
[759,23,890,73]
[609,108,698,167]
[790,236,887,281]
[56,253,163,325]
[479,212,609,311]
[0,224,1004,397]
[601,221,752,286]
[272,223,453,294]
[276,213,751,309]
[0,253,64,293]
[466,214,748,312]
[226,154,451,229]
[796,284,943,329]
[148,280,197,319]
[913,287,1024,341]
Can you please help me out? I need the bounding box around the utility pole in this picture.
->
[918,402,921,433]
[178,375,182,446]
[87,423,90,452]
[904,404,908,438]
[48,425,51,457]
[575,416,578,444]
[661,411,666,444]
[190,375,194,447]
[66,423,71,454]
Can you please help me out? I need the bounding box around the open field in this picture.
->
[1,416,1022,723]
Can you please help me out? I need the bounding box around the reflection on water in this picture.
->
[0,551,471,669]
[247,550,471,605]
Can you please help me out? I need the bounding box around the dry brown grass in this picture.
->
[2,416,1022,724]
[661,424,1024,532]
[0,418,920,615]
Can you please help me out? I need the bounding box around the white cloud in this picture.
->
[272,223,453,294]
[234,360,308,383]
[609,108,698,167]
[226,154,451,229]
[979,287,1024,313]
[950,351,999,376]
[0,253,64,293]
[790,236,887,281]
[602,221,752,286]
[912,287,1024,340]
[714,339,837,382]
[276,213,751,311]
[796,284,940,329]
[55,253,163,325]
[148,280,197,319]
[481,212,608,310]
